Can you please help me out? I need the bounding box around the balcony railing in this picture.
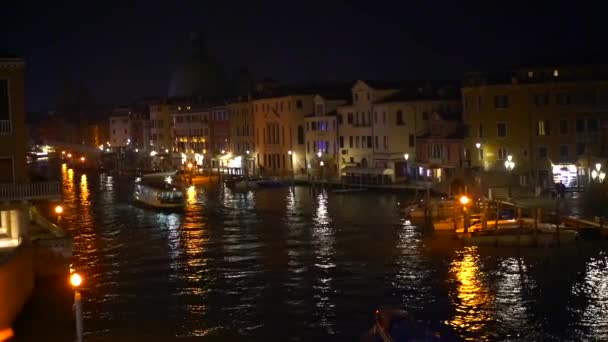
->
[0,182,61,202]
[0,120,12,134]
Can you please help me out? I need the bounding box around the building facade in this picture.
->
[149,103,173,153]
[0,55,61,329]
[416,112,464,182]
[337,80,460,183]
[109,108,148,150]
[228,99,255,173]
[253,94,312,176]
[171,105,210,166]
[210,106,230,154]
[304,94,348,178]
[462,65,608,188]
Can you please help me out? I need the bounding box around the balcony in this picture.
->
[0,120,11,134]
[0,182,61,202]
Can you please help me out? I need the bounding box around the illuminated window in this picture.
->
[537,120,550,136]
[553,69,559,77]
[528,71,534,78]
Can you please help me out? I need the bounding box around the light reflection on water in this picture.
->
[448,247,494,340]
[311,190,336,335]
[50,170,608,341]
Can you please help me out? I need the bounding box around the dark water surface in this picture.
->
[24,167,608,341]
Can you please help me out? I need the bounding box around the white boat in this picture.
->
[462,218,578,246]
[403,198,459,221]
[133,175,185,209]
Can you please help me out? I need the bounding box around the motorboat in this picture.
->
[402,197,460,221]
[462,218,578,246]
[133,173,185,209]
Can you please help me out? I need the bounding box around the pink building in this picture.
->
[415,112,464,182]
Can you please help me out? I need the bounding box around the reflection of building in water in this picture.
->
[448,247,494,339]
[311,191,336,334]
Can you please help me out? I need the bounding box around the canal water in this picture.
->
[22,166,608,340]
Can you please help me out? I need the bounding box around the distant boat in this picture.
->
[133,175,185,209]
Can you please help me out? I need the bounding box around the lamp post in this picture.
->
[459,195,470,232]
[54,205,63,224]
[288,150,294,186]
[187,162,194,185]
[404,153,410,179]
[70,271,84,342]
[504,155,515,197]
[591,163,605,183]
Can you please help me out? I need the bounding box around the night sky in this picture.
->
[2,0,606,111]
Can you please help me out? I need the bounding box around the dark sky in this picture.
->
[1,0,606,111]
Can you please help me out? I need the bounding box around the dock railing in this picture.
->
[0,182,61,202]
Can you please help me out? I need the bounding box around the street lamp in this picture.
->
[70,271,84,342]
[54,205,63,224]
[288,150,294,186]
[504,155,515,197]
[80,156,85,162]
[592,163,605,182]
[404,153,410,177]
[317,150,322,158]
[475,142,481,149]
[459,195,471,232]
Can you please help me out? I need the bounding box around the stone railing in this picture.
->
[0,120,11,134]
[0,182,61,202]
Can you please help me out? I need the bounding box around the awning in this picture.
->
[341,166,394,176]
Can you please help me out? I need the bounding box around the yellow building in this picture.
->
[463,65,608,188]
[149,103,174,152]
[227,99,255,173]
[171,105,210,167]
[253,94,313,176]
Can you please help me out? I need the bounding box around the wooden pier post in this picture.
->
[534,207,539,245]
[494,201,500,246]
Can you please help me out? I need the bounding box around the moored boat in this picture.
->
[402,198,460,221]
[461,218,578,246]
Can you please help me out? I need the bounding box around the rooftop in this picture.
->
[375,82,460,103]
[464,64,608,87]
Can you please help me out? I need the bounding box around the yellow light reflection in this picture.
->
[80,174,89,203]
[448,247,493,340]
[187,185,197,205]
